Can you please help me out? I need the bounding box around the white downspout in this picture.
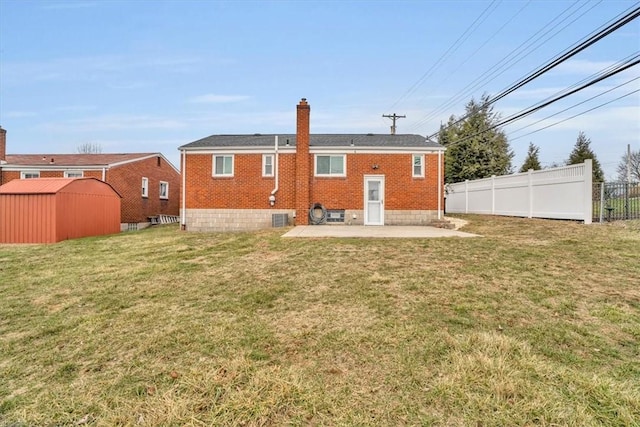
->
[181,149,186,229]
[270,136,279,204]
[102,167,106,181]
[437,149,442,220]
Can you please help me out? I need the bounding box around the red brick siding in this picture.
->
[183,152,443,211]
[106,156,180,223]
[310,153,440,210]
[184,153,296,209]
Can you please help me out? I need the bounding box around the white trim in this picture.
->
[181,146,444,155]
[159,181,169,200]
[182,147,297,155]
[262,154,274,177]
[212,154,234,177]
[311,146,445,154]
[314,154,346,177]
[141,177,149,198]
[109,153,181,175]
[2,165,103,172]
[412,154,424,178]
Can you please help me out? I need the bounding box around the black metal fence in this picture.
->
[593,182,640,222]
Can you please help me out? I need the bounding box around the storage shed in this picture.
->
[0,178,121,243]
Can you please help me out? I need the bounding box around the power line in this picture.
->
[388,0,501,110]
[507,74,640,138]
[508,89,640,142]
[409,0,597,132]
[423,2,640,139]
[440,57,639,149]
[413,0,533,107]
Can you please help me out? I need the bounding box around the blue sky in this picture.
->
[1,0,638,179]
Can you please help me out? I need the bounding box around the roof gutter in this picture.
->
[269,136,279,206]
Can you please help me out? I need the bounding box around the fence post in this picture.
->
[465,180,469,214]
[491,175,496,214]
[584,159,592,224]
[599,182,604,223]
[528,169,533,218]
[624,182,630,220]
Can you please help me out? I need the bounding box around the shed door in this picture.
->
[364,175,385,225]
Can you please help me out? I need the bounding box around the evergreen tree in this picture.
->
[439,94,513,183]
[519,142,542,172]
[566,132,604,182]
[616,148,640,182]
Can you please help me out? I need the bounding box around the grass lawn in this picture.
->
[1,216,639,426]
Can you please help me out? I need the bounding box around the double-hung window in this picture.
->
[213,155,234,176]
[412,154,424,178]
[263,154,274,177]
[159,181,169,199]
[315,154,346,177]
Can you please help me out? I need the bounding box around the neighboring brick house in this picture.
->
[0,126,180,229]
[178,98,445,232]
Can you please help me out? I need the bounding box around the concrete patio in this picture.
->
[282,225,478,238]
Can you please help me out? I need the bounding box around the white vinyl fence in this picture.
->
[445,160,593,224]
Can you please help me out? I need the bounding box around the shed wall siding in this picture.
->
[0,194,57,243]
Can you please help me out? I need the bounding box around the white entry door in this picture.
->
[364,175,385,225]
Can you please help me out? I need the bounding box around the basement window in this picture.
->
[213,155,234,177]
[315,154,346,177]
[64,170,84,178]
[413,154,424,178]
[159,181,169,199]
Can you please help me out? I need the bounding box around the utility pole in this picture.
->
[382,113,406,135]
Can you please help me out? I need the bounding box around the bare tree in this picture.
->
[77,142,102,154]
[616,148,640,182]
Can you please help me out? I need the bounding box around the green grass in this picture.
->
[1,216,639,426]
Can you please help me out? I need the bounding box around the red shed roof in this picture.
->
[0,178,121,197]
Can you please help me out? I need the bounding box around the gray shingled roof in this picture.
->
[180,134,442,149]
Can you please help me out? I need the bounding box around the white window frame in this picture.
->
[64,170,84,178]
[412,154,424,178]
[159,181,169,200]
[213,155,234,177]
[142,177,149,198]
[20,171,40,179]
[262,154,274,177]
[314,154,346,177]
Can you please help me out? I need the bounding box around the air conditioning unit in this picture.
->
[272,213,288,227]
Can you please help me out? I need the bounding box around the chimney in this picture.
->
[295,98,311,225]
[0,126,6,163]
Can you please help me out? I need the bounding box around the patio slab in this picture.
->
[282,225,478,238]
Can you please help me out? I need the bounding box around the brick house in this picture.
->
[178,98,445,231]
[0,126,180,229]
